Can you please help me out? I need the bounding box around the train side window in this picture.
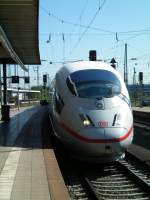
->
[66,77,76,96]
[54,91,64,114]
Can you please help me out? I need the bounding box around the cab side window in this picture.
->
[54,90,64,114]
[66,77,76,96]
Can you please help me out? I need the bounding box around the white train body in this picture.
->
[51,61,133,162]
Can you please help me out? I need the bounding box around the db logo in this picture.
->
[98,121,108,128]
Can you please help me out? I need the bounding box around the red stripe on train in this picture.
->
[60,121,133,143]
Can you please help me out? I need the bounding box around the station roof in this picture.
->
[0,0,40,67]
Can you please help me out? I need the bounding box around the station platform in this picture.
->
[132,106,150,112]
[0,106,70,200]
[127,144,150,166]
[0,106,31,120]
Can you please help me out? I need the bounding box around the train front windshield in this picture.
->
[68,69,121,99]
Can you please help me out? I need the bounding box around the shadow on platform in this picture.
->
[0,106,53,150]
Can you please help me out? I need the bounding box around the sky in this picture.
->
[19,0,150,86]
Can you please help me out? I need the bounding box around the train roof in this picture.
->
[60,60,118,77]
[56,60,128,96]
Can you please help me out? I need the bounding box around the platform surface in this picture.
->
[132,106,150,112]
[0,106,70,200]
[0,106,33,121]
[127,144,150,166]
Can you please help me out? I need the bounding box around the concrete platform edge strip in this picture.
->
[43,148,70,200]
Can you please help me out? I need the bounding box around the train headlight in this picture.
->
[83,119,91,126]
[79,114,94,128]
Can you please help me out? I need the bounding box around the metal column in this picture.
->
[0,64,2,106]
[3,63,7,105]
[1,63,10,121]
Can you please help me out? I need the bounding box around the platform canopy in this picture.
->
[0,0,40,70]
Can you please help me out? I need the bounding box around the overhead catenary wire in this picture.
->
[40,2,150,75]
[61,0,89,56]
[40,6,150,36]
[70,0,107,54]
[40,5,114,34]
[79,0,89,22]
[103,28,150,59]
[41,3,150,58]
[66,0,89,44]
[117,27,150,34]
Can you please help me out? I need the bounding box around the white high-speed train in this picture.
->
[50,61,133,162]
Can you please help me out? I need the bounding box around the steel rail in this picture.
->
[117,160,150,195]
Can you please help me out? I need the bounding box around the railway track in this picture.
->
[67,161,150,199]
[50,112,150,199]
[122,153,150,186]
[54,143,150,200]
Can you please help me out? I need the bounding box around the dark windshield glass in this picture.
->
[70,69,120,85]
[77,82,120,98]
[69,69,121,98]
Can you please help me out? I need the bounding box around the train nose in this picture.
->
[104,127,133,153]
[76,127,106,154]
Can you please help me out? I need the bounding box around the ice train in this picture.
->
[50,60,133,162]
